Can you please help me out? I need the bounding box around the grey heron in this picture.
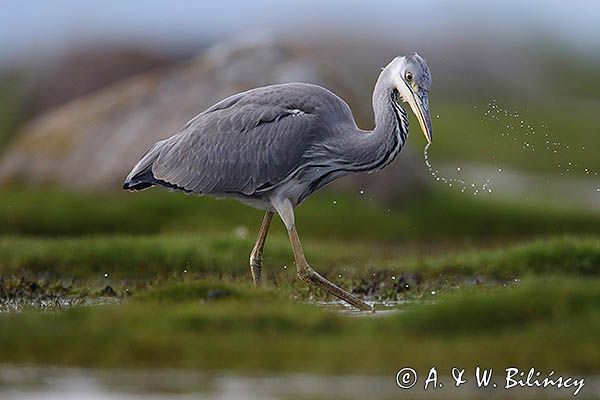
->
[123,54,432,311]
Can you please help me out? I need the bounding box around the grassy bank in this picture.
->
[2,187,600,238]
[0,278,598,373]
[0,234,598,283]
[1,187,599,374]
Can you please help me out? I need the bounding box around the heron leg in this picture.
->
[249,211,273,285]
[273,199,373,312]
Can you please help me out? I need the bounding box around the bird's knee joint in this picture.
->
[250,249,262,264]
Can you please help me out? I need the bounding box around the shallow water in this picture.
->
[439,163,600,212]
[0,366,596,400]
[314,299,408,316]
[0,297,119,314]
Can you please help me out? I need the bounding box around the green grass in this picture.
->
[1,50,599,378]
[0,234,598,282]
[0,73,25,149]
[2,186,600,239]
[1,186,599,305]
[0,278,598,373]
[1,187,599,374]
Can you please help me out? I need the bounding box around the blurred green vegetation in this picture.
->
[422,100,600,174]
[2,187,600,239]
[0,186,598,374]
[0,278,598,373]
[0,233,598,283]
[0,46,599,375]
[0,186,599,295]
[545,52,600,100]
[0,73,26,149]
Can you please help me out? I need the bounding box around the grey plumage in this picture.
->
[125,83,354,205]
[124,53,431,208]
[123,53,433,311]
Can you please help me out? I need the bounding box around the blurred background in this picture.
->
[1,1,600,399]
[1,0,599,205]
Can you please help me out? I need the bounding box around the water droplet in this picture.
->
[456,167,461,172]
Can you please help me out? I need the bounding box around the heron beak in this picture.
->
[409,90,433,144]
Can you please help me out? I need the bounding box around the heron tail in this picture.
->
[122,140,167,191]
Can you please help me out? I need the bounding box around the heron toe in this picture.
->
[298,265,373,312]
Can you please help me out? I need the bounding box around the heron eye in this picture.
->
[405,72,413,82]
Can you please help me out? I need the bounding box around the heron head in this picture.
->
[391,53,433,143]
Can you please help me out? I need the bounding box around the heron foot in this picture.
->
[249,250,262,285]
[298,265,373,312]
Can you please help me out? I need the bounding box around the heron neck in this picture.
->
[321,67,408,173]
[356,72,409,170]
[372,75,406,132]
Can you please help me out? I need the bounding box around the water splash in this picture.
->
[425,100,599,197]
[424,143,493,195]
[484,100,599,180]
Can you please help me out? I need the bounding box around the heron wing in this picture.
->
[150,92,322,195]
